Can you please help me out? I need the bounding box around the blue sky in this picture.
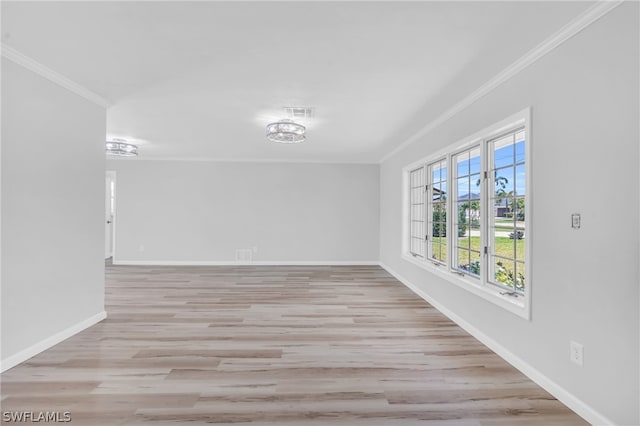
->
[453,140,525,198]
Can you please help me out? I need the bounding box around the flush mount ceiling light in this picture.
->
[105,139,138,157]
[266,119,306,144]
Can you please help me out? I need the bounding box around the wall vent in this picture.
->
[235,249,253,262]
[284,107,314,120]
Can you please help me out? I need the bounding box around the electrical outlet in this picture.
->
[253,246,258,254]
[138,244,145,252]
[570,341,584,366]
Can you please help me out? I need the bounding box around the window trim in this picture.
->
[402,108,531,320]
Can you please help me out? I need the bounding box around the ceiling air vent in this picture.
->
[284,107,314,120]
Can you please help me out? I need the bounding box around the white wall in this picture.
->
[107,160,379,263]
[1,59,106,369]
[379,5,638,426]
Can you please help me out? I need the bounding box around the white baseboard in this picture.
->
[112,260,379,266]
[379,262,615,426]
[0,311,107,373]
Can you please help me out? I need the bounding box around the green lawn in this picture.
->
[493,218,525,233]
[494,218,513,225]
[430,236,525,272]
[430,228,525,290]
[495,226,514,232]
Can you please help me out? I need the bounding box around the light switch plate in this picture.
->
[571,213,581,229]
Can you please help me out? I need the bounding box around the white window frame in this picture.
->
[426,158,448,266]
[450,144,483,280]
[486,127,527,295]
[408,166,426,259]
[402,108,531,320]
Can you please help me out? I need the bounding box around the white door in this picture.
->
[105,173,115,258]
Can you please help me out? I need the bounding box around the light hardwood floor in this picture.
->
[1,265,587,425]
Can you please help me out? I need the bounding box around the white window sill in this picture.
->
[402,254,530,320]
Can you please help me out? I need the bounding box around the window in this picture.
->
[402,109,530,319]
[488,128,526,294]
[409,166,425,258]
[453,147,481,277]
[427,159,447,265]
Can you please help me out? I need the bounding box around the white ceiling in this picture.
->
[2,1,591,163]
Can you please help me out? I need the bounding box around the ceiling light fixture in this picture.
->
[266,119,306,144]
[106,139,138,157]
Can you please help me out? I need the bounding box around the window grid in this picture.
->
[427,159,447,265]
[489,128,526,293]
[409,166,425,258]
[453,147,481,278]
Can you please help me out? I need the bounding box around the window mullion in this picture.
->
[425,162,431,262]
[446,154,452,270]
[448,153,456,274]
[480,139,488,287]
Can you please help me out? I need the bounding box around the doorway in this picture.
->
[105,171,116,259]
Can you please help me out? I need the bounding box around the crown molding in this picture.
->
[379,0,624,164]
[1,43,111,108]
[107,156,379,165]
